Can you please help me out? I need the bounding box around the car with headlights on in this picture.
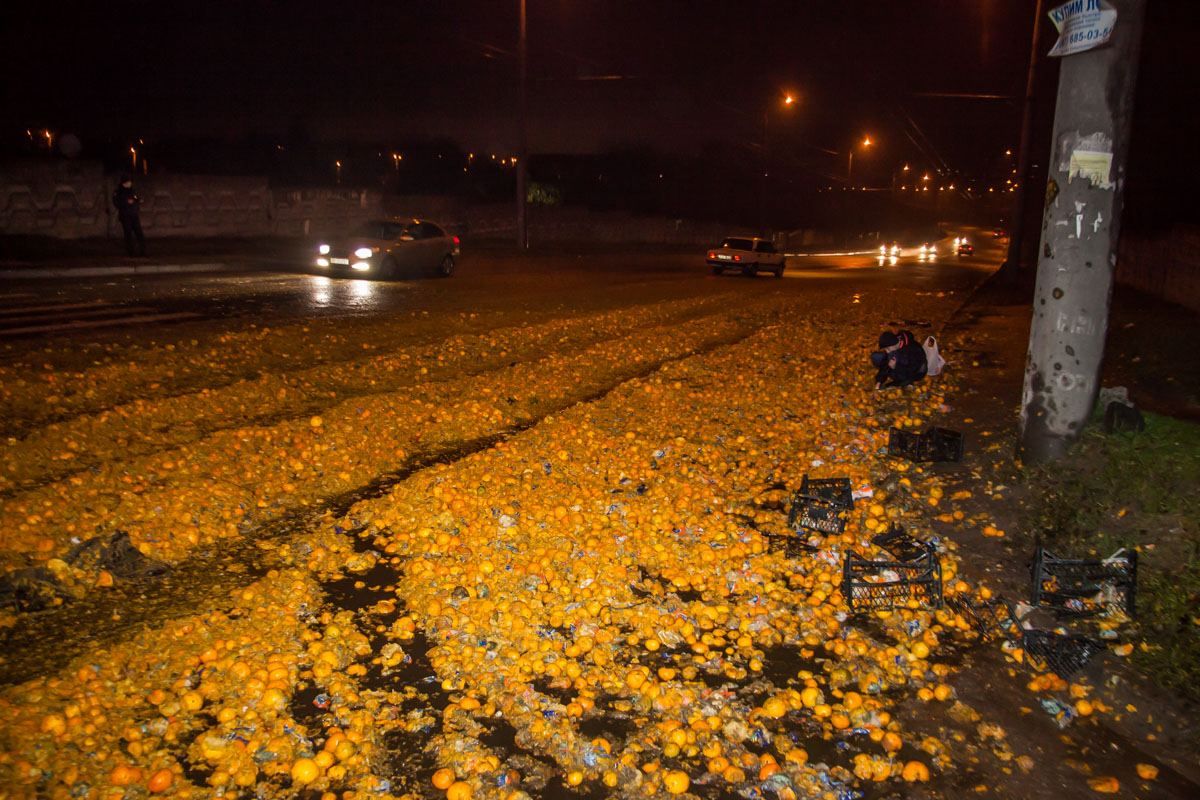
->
[314,218,460,279]
[706,237,785,277]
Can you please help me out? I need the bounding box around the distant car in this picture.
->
[957,241,975,256]
[314,218,460,279]
[878,243,901,257]
[707,237,785,277]
[992,228,1007,239]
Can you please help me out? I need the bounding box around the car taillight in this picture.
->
[452,235,460,245]
[708,251,716,259]
[734,254,741,262]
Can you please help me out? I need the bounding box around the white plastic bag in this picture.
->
[923,335,946,377]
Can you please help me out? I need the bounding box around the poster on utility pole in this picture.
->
[1047,0,1118,57]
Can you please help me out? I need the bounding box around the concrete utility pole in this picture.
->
[1019,0,1146,463]
[516,0,529,249]
[1002,0,1048,281]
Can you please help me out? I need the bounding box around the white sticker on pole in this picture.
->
[1048,0,1117,57]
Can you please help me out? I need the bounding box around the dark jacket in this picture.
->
[113,184,141,218]
[875,330,927,387]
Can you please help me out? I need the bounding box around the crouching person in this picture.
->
[871,330,927,389]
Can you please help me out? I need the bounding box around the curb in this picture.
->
[0,262,250,280]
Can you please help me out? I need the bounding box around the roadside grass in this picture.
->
[1025,412,1200,702]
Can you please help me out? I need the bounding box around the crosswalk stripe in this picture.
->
[0,300,112,317]
[0,306,157,327]
[0,312,203,337]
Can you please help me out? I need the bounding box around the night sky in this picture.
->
[4,1,1045,176]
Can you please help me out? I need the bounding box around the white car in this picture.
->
[314,218,460,279]
[707,237,785,278]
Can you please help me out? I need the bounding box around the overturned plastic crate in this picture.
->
[871,524,929,561]
[1030,546,1137,617]
[787,475,854,536]
[1022,629,1103,679]
[948,596,1018,642]
[843,544,943,611]
[765,529,819,558]
[886,428,923,461]
[887,427,964,463]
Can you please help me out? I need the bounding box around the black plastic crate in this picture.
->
[766,531,818,558]
[787,475,854,536]
[1030,546,1137,617]
[843,544,943,611]
[871,524,928,561]
[887,427,964,463]
[886,428,923,461]
[1022,629,1103,679]
[922,427,964,462]
[948,596,1018,642]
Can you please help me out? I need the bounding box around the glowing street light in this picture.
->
[760,90,798,233]
[847,135,873,182]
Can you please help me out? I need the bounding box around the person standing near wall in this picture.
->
[112,175,146,256]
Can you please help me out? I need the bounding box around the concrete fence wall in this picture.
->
[272,186,383,238]
[439,203,830,249]
[137,175,271,237]
[0,160,383,239]
[0,161,109,238]
[1116,226,1200,313]
[5,161,936,258]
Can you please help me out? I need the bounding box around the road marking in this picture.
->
[0,306,157,327]
[0,300,112,316]
[786,250,879,257]
[0,312,203,337]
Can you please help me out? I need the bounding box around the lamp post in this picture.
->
[847,136,872,183]
[892,163,910,192]
[759,92,796,235]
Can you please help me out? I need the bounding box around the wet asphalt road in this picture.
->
[0,237,1000,356]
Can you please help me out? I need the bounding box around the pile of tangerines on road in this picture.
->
[0,296,1137,799]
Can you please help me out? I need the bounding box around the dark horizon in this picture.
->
[5,1,1039,175]
[5,1,1198,229]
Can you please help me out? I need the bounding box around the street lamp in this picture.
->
[847,135,872,182]
[760,91,797,234]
